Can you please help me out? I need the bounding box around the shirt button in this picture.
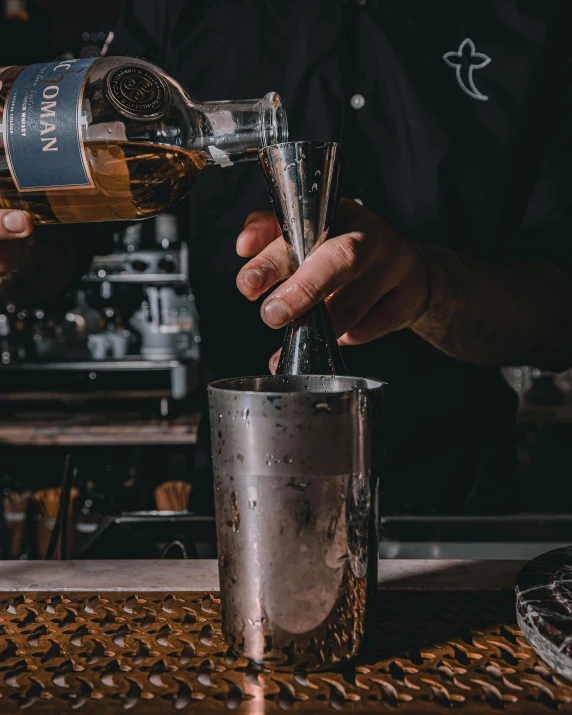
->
[350,93,365,110]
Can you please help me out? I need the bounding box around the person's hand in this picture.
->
[236,198,430,370]
[0,210,33,239]
[0,210,34,275]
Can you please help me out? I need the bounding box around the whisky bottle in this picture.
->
[0,57,287,223]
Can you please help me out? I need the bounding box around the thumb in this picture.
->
[0,210,33,239]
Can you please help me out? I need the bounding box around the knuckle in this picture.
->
[329,233,364,272]
[248,209,267,219]
[243,212,257,227]
[266,242,292,275]
[260,256,281,281]
[245,209,272,227]
[346,323,371,344]
[296,274,323,303]
[261,210,278,224]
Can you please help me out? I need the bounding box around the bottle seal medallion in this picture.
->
[106,65,171,119]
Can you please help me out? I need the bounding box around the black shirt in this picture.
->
[110,0,572,514]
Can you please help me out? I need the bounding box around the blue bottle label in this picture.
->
[4,58,98,191]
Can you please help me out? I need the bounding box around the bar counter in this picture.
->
[0,559,565,713]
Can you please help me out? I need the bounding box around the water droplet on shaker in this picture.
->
[231,491,240,533]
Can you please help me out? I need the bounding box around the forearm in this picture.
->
[413,244,572,369]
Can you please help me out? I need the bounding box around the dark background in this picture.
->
[1,0,572,560]
[0,0,120,64]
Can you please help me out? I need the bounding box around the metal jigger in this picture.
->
[259,141,347,375]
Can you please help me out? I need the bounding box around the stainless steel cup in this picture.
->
[208,374,383,670]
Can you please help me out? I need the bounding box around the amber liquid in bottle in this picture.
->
[0,141,207,223]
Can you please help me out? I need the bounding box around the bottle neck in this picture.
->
[194,92,288,166]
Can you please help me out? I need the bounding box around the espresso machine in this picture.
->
[0,213,200,409]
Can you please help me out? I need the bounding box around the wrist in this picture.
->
[410,243,467,336]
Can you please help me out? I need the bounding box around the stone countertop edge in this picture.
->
[0,559,525,593]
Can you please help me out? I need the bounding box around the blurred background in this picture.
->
[0,0,215,561]
[0,0,571,563]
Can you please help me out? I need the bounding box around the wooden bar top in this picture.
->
[0,558,523,592]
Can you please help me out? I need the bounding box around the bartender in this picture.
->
[1,0,572,515]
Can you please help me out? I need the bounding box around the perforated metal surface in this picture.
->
[0,589,569,713]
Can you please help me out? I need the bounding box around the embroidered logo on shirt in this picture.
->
[443,38,491,102]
